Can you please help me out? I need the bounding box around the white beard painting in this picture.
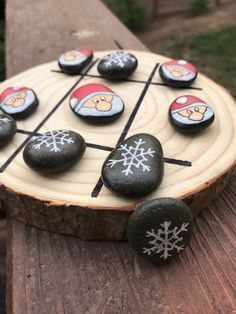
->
[172,106,214,125]
[72,94,124,117]
[59,51,87,66]
[1,90,35,114]
[162,66,196,81]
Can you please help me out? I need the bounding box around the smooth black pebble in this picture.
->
[169,95,215,133]
[23,130,86,173]
[0,114,16,148]
[97,51,138,80]
[70,83,124,123]
[0,86,38,119]
[127,198,193,263]
[101,133,164,197]
[159,59,197,88]
[58,48,93,75]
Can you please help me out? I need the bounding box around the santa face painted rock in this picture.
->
[127,198,193,263]
[169,95,215,133]
[159,60,197,88]
[0,114,16,148]
[97,51,138,80]
[23,130,86,173]
[101,133,164,197]
[70,83,124,123]
[58,49,93,75]
[0,87,39,119]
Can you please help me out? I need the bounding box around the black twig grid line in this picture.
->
[0,59,98,173]
[50,70,203,91]
[0,58,192,200]
[91,62,181,198]
[15,129,192,166]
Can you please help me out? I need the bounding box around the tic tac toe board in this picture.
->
[0,51,235,240]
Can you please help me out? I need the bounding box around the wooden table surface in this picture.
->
[5,0,236,313]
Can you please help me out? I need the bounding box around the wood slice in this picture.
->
[0,51,235,240]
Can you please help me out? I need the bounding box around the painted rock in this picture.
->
[169,95,215,133]
[101,133,164,197]
[58,48,93,75]
[0,114,16,148]
[70,83,124,123]
[0,87,39,119]
[159,59,198,88]
[127,198,193,263]
[97,51,138,80]
[23,130,86,173]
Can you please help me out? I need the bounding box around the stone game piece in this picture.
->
[23,130,86,173]
[127,198,193,263]
[169,95,215,133]
[70,83,124,123]
[159,59,198,88]
[58,48,93,75]
[101,133,164,197]
[0,114,16,148]
[0,86,39,119]
[97,51,138,80]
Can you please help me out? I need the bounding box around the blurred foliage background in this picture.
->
[0,0,235,95]
[104,0,149,30]
[104,0,236,96]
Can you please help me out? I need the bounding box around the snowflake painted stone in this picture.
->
[101,133,164,197]
[0,113,16,148]
[0,86,39,119]
[169,95,215,133]
[127,198,193,263]
[23,130,86,173]
[58,48,93,75]
[159,60,198,88]
[70,83,124,123]
[97,51,138,80]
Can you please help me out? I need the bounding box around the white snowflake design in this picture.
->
[33,130,74,153]
[0,116,11,129]
[102,52,136,68]
[143,221,189,260]
[107,138,155,176]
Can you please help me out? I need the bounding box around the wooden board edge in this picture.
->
[0,164,235,240]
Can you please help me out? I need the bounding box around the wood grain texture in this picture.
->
[6,173,236,314]
[0,51,235,239]
[5,0,147,78]
[5,0,236,312]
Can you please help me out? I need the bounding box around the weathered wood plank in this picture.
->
[5,0,236,312]
[5,0,147,77]
[0,219,6,314]
[6,174,236,313]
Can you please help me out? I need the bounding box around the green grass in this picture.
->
[162,25,236,96]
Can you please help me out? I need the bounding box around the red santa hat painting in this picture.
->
[69,83,124,122]
[169,95,215,132]
[60,49,92,64]
[0,86,38,119]
[159,59,198,87]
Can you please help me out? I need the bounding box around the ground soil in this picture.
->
[137,2,236,54]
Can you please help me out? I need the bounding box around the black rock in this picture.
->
[70,83,124,123]
[97,51,138,80]
[127,198,193,263]
[23,130,86,173]
[58,48,93,75]
[169,95,215,133]
[159,59,198,88]
[0,114,16,148]
[0,86,39,119]
[101,133,164,197]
